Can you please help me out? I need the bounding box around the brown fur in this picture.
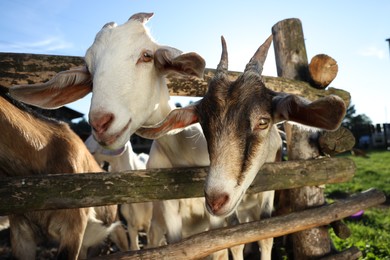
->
[0,89,127,259]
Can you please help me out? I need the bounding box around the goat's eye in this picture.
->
[138,50,154,63]
[255,118,270,130]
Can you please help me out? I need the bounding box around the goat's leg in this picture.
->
[9,215,37,260]
[110,223,130,251]
[162,200,182,244]
[258,191,275,260]
[54,209,88,260]
[120,204,139,250]
[208,215,229,260]
[148,201,168,247]
[127,224,141,250]
[226,212,244,260]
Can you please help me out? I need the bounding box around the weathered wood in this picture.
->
[273,18,333,259]
[320,246,362,260]
[319,127,356,156]
[0,157,355,215]
[272,18,309,82]
[330,220,351,239]
[0,52,351,106]
[94,189,385,260]
[309,54,338,89]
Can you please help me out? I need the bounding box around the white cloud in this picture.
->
[0,36,73,53]
[358,46,386,59]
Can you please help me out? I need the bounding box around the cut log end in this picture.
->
[319,127,356,156]
[309,54,338,89]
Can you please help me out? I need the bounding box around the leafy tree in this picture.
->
[342,104,372,129]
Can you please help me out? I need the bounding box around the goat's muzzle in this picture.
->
[205,192,230,216]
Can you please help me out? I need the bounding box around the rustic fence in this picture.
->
[0,18,387,259]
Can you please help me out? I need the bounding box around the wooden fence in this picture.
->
[0,18,386,259]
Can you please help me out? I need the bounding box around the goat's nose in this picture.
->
[90,113,114,134]
[205,192,229,214]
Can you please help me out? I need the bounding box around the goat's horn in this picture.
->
[244,35,273,75]
[102,22,117,29]
[216,36,228,77]
[129,12,154,23]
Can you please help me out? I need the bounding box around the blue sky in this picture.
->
[1,0,389,124]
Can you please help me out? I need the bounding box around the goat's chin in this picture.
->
[94,130,131,150]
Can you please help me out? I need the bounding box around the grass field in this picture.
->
[325,150,390,259]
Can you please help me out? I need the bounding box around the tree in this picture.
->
[342,104,372,129]
[342,104,373,148]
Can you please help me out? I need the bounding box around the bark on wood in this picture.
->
[0,52,351,107]
[330,220,351,239]
[319,127,356,156]
[309,54,338,89]
[273,18,333,259]
[0,157,355,215]
[94,189,385,260]
[320,246,362,260]
[272,18,309,81]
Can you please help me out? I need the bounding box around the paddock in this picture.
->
[0,18,386,259]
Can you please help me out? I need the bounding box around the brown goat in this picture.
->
[0,86,128,259]
[136,35,346,259]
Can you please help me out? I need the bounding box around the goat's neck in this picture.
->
[143,79,175,126]
[148,124,210,168]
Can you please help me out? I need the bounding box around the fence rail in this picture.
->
[0,52,351,106]
[0,157,355,215]
[96,188,385,260]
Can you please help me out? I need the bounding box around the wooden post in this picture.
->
[272,18,332,259]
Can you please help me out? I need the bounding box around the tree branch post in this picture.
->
[273,18,334,259]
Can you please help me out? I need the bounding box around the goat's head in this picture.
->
[10,13,205,149]
[137,35,347,217]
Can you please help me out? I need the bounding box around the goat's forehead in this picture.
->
[201,83,272,121]
[86,20,156,62]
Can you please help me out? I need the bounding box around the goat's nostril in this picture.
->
[205,192,229,214]
[90,113,114,134]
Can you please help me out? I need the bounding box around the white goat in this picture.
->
[85,135,152,251]
[0,87,128,259]
[9,11,213,249]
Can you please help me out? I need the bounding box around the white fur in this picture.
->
[0,216,9,231]
[85,18,171,149]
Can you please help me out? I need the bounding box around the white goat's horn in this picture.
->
[244,35,273,75]
[129,12,154,23]
[216,36,228,77]
[102,22,117,29]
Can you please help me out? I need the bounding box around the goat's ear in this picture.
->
[136,106,199,139]
[272,94,346,131]
[154,47,206,79]
[9,66,92,109]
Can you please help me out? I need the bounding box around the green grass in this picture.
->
[325,150,390,259]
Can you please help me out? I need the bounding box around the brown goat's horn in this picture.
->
[244,35,273,75]
[216,36,228,77]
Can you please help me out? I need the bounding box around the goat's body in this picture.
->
[146,122,211,246]
[0,90,127,259]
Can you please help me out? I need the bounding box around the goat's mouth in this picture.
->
[206,190,245,217]
[94,119,131,149]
